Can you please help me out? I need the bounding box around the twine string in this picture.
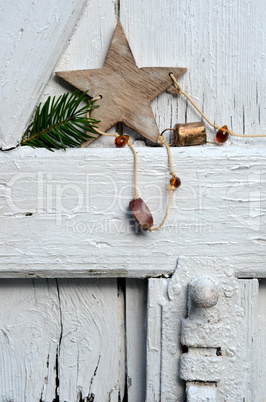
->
[92,112,178,231]
[169,73,219,130]
[127,140,139,199]
[93,127,139,199]
[149,135,177,232]
[148,189,174,232]
[157,135,176,176]
[169,73,266,137]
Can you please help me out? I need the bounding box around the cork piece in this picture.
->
[56,22,187,145]
[173,122,206,147]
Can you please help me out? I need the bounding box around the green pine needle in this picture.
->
[21,91,100,151]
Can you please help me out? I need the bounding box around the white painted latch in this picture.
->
[180,277,222,401]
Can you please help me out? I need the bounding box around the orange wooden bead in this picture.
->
[129,197,153,231]
[216,125,229,143]
[170,176,181,188]
[114,135,129,148]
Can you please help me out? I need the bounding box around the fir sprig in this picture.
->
[21,91,99,151]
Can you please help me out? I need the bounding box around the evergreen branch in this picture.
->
[21,90,100,151]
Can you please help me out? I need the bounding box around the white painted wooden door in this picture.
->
[1,1,265,401]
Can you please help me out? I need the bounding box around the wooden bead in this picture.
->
[129,197,153,231]
[173,122,206,147]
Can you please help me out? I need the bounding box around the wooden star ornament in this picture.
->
[56,22,187,144]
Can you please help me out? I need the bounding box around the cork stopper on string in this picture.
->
[161,123,207,147]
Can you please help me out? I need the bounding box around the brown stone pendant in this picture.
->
[129,197,153,231]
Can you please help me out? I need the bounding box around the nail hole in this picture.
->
[181,344,188,354]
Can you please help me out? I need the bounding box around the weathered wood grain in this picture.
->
[257,280,266,402]
[56,22,186,144]
[56,278,122,401]
[44,0,117,147]
[0,279,60,401]
[239,279,259,401]
[125,279,147,401]
[0,145,265,278]
[146,278,168,401]
[0,0,88,149]
[0,278,124,401]
[120,0,265,144]
[1,1,266,400]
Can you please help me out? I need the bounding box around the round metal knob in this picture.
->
[190,277,219,308]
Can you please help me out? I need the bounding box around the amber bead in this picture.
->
[129,197,153,231]
[216,125,229,143]
[114,135,129,148]
[170,176,181,188]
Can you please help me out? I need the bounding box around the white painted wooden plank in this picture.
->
[0,278,124,401]
[120,0,265,145]
[0,0,88,149]
[240,279,266,401]
[117,279,126,402]
[44,0,116,99]
[146,278,168,402]
[257,279,266,402]
[56,278,122,402]
[125,279,147,401]
[0,279,60,401]
[42,0,117,148]
[238,279,259,402]
[0,145,265,277]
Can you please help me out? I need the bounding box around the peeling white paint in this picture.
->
[0,146,265,278]
[1,0,266,400]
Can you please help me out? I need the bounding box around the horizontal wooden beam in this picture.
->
[0,145,265,278]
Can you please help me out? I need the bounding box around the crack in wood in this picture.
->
[114,0,120,23]
[117,278,128,401]
[39,353,50,401]
[53,279,63,402]
[0,143,20,152]
[243,105,245,135]
[77,389,95,402]
[86,353,101,401]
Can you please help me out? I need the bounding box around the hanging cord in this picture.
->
[92,123,178,232]
[148,135,178,232]
[169,73,266,138]
[127,140,139,199]
[93,127,139,199]
[169,73,218,130]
